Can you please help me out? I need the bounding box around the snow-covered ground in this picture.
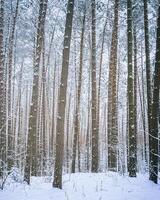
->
[0,172,160,200]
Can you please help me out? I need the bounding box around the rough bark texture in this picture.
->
[133,26,137,170]
[144,0,152,173]
[107,0,119,171]
[53,0,74,189]
[91,0,99,173]
[127,0,137,177]
[149,5,160,184]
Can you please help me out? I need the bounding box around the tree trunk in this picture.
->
[144,0,152,176]
[107,0,119,171]
[42,37,47,175]
[91,0,98,173]
[66,93,71,173]
[0,0,6,177]
[24,0,48,184]
[50,59,57,163]
[149,5,160,184]
[127,0,137,177]
[7,0,20,171]
[53,0,74,189]
[133,25,137,171]
[72,10,86,173]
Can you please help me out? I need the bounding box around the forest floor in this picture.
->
[0,172,160,200]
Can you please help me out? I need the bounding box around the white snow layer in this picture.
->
[0,172,160,200]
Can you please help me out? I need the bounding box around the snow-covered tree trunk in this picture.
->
[50,59,57,162]
[0,0,6,177]
[72,9,86,173]
[7,0,20,171]
[24,0,48,184]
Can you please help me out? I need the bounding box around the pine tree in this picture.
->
[50,59,57,162]
[127,0,137,177]
[107,0,119,171]
[0,0,6,177]
[53,0,75,189]
[66,93,71,173]
[72,8,86,173]
[149,4,160,184]
[91,0,99,173]
[42,38,47,175]
[133,25,137,170]
[24,0,48,184]
[97,0,110,173]
[143,0,152,174]
[7,0,20,171]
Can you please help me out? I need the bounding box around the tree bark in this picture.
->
[127,0,137,177]
[149,5,160,184]
[144,0,152,176]
[107,0,119,171]
[91,0,99,173]
[133,25,137,171]
[53,0,74,189]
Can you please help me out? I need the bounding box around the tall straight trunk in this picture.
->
[24,84,29,149]
[47,28,56,161]
[107,0,119,171]
[86,64,91,172]
[97,1,110,172]
[120,116,126,175]
[72,10,86,173]
[50,59,57,161]
[140,43,147,163]
[127,0,136,177]
[133,25,137,170]
[7,0,20,171]
[0,0,6,177]
[53,0,74,189]
[66,93,71,173]
[24,0,48,184]
[97,1,110,153]
[137,71,147,163]
[86,106,90,172]
[42,38,47,175]
[47,27,56,159]
[37,82,43,176]
[103,103,107,170]
[149,5,160,184]
[143,0,152,175]
[91,0,98,173]
[16,61,23,168]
